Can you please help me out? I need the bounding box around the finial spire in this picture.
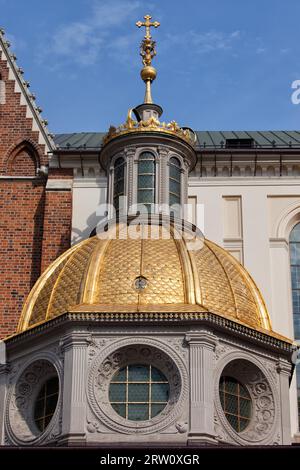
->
[136,15,160,104]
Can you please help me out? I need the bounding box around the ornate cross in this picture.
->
[136,15,160,40]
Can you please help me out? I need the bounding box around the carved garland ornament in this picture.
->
[5,356,62,445]
[87,337,188,434]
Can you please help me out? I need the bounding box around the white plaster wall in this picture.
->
[188,177,300,437]
[72,178,107,244]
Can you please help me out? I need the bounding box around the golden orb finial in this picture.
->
[136,14,160,104]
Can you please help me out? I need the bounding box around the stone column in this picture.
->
[125,146,136,213]
[60,333,88,446]
[277,358,293,445]
[185,331,217,444]
[158,146,169,213]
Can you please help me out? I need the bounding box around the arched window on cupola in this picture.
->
[113,157,126,214]
[137,151,156,212]
[289,221,300,426]
[169,157,181,216]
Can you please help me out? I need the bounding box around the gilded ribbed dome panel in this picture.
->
[206,241,261,328]
[139,236,185,304]
[18,223,273,335]
[95,237,141,304]
[192,242,236,317]
[47,238,99,319]
[28,256,70,327]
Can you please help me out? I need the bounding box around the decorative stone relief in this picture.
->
[5,354,62,445]
[87,337,188,435]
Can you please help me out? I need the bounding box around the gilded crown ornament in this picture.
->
[103,109,196,146]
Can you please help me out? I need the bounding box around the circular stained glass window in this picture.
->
[109,364,170,421]
[219,376,252,432]
[34,376,59,432]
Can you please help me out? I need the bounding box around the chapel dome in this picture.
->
[18,221,272,335]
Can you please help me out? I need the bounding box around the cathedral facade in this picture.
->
[0,17,299,446]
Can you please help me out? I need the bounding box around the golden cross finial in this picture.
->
[136,14,160,40]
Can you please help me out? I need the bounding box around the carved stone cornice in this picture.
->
[4,311,293,356]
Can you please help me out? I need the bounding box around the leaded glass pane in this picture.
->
[46,395,59,413]
[128,384,149,402]
[113,157,125,212]
[170,167,180,181]
[225,394,238,415]
[294,315,300,338]
[290,224,300,242]
[128,365,149,381]
[151,368,166,381]
[219,376,251,433]
[138,160,155,174]
[169,157,181,167]
[169,179,180,195]
[34,400,44,419]
[109,365,169,421]
[226,414,239,432]
[128,404,148,421]
[138,175,155,189]
[169,194,180,207]
[239,418,249,432]
[137,189,154,204]
[152,383,169,402]
[151,404,165,418]
[169,157,181,212]
[112,367,126,382]
[34,376,59,432]
[240,398,251,418]
[290,244,300,265]
[109,383,126,402]
[137,153,155,208]
[225,378,237,394]
[111,403,126,418]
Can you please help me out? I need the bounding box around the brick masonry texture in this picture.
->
[0,51,72,338]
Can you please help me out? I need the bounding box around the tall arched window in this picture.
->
[137,152,155,212]
[289,222,300,425]
[169,157,181,214]
[113,157,125,213]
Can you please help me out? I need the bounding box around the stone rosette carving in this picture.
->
[5,354,62,445]
[214,353,279,445]
[87,337,188,434]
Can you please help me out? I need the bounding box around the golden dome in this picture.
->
[18,222,274,335]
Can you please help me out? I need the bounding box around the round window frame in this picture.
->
[214,353,278,445]
[87,338,188,435]
[6,356,62,445]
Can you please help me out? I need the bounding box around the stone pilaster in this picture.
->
[59,333,88,446]
[185,331,217,444]
[158,146,169,213]
[277,358,293,444]
[124,146,136,212]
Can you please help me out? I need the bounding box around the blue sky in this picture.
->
[1,0,300,133]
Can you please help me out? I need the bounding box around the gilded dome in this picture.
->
[18,222,273,335]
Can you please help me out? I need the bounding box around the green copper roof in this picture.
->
[53,130,300,150]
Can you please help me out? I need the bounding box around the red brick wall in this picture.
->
[0,51,73,338]
[0,180,46,337]
[41,187,72,272]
